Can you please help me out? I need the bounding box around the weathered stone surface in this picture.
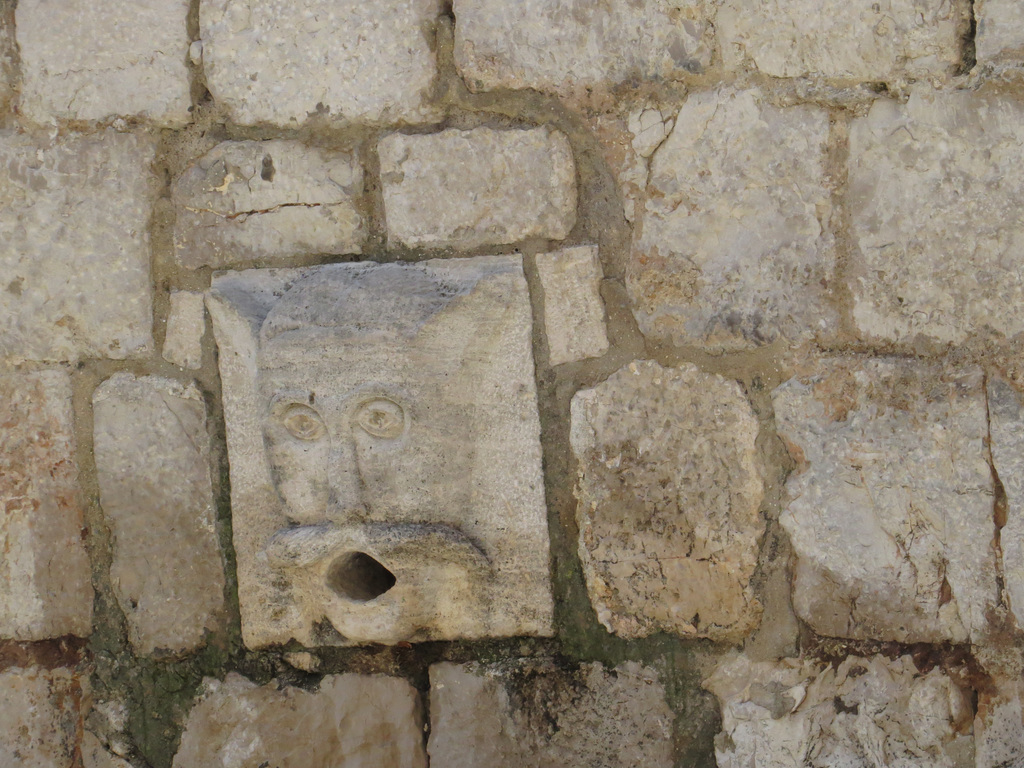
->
[207,256,553,648]
[0,1,15,117]
[848,89,1024,344]
[93,374,224,655]
[82,732,133,768]
[172,140,364,269]
[977,0,1024,64]
[380,127,576,250]
[628,86,836,351]
[716,0,962,80]
[0,371,92,641]
[174,673,426,768]
[200,0,440,126]
[976,675,1024,768]
[705,653,974,768]
[162,292,205,370]
[428,660,673,768]
[570,360,764,640]
[0,131,155,363]
[986,376,1024,630]
[16,0,190,125]
[773,358,997,643]
[535,245,609,366]
[0,667,83,768]
[454,0,711,101]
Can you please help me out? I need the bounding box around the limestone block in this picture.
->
[16,0,190,125]
[977,0,1024,64]
[773,358,997,643]
[207,255,553,648]
[0,370,92,640]
[986,376,1024,629]
[454,0,711,102]
[705,653,974,768]
[162,292,205,370]
[716,0,961,81]
[628,87,836,351]
[380,127,576,250]
[200,0,440,126]
[0,131,155,363]
[428,660,673,768]
[93,374,224,655]
[535,245,609,366]
[172,140,365,269]
[848,89,1024,344]
[0,667,83,768]
[570,360,764,640]
[173,673,426,768]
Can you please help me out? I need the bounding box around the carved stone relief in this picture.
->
[207,255,553,647]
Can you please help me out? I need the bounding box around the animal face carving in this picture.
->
[208,256,554,648]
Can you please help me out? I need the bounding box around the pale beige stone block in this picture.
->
[570,360,764,640]
[535,245,609,366]
[16,0,190,125]
[172,140,365,269]
[93,374,225,655]
[380,126,576,250]
[162,292,205,370]
[0,667,83,768]
[773,357,997,643]
[0,370,92,641]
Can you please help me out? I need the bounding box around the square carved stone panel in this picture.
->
[208,255,553,648]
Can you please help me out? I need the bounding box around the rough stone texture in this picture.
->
[535,245,609,366]
[848,89,1024,345]
[715,0,962,80]
[380,127,576,250]
[162,291,205,370]
[172,140,365,269]
[0,370,92,641]
[773,358,997,643]
[570,360,764,640]
[16,0,190,125]
[705,653,975,768]
[977,0,1024,64]
[208,256,553,648]
[93,374,224,655]
[82,733,133,768]
[628,86,836,351]
[0,130,155,363]
[173,673,426,768]
[0,1,15,116]
[453,0,712,101]
[986,376,1024,630]
[0,667,82,768]
[428,660,673,768]
[974,647,1024,768]
[200,0,440,126]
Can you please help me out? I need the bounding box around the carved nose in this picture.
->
[328,433,363,514]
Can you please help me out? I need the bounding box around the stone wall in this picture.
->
[2,1,1024,766]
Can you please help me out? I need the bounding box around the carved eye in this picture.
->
[355,398,405,439]
[281,403,327,441]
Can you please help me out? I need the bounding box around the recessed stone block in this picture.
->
[570,360,764,640]
[716,0,961,80]
[16,0,190,125]
[207,255,553,648]
[628,86,836,351]
[848,89,1024,344]
[380,127,576,250]
[0,666,83,768]
[93,374,225,655]
[453,0,712,101]
[535,245,609,366]
[977,0,1024,64]
[173,673,426,768]
[705,653,974,768]
[0,130,155,363]
[428,660,673,768]
[773,357,998,643]
[172,140,365,269]
[0,370,92,641]
[162,292,205,370]
[200,0,440,126]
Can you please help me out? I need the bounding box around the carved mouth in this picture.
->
[326,551,396,602]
